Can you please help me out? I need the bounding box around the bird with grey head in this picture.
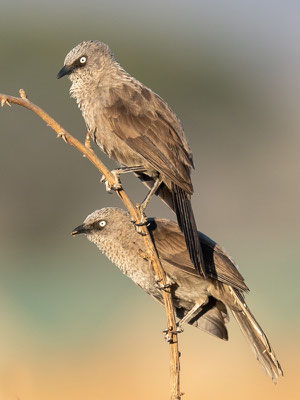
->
[57,40,205,278]
[72,207,283,383]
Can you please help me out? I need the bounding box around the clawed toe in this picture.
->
[131,219,148,235]
[135,220,148,227]
[175,324,184,333]
[163,326,183,342]
[100,174,122,192]
[155,278,172,291]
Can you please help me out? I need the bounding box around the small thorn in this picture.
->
[57,132,68,143]
[19,89,27,99]
[138,249,149,260]
[84,129,93,150]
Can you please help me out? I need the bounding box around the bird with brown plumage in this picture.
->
[72,207,283,383]
[57,40,205,277]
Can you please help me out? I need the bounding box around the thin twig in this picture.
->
[0,90,181,399]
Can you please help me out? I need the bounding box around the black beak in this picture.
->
[72,224,89,236]
[56,65,74,79]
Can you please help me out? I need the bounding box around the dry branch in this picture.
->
[0,90,181,400]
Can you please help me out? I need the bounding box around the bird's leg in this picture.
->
[176,303,203,332]
[101,166,146,193]
[140,176,163,211]
[111,165,147,175]
[135,177,163,226]
[163,304,202,340]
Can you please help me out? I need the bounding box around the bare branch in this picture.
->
[0,91,181,399]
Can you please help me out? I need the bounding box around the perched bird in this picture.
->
[57,40,205,277]
[72,207,283,383]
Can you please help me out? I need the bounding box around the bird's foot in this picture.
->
[163,326,183,342]
[1,97,11,107]
[135,220,148,227]
[130,219,147,235]
[110,170,123,190]
[135,203,148,226]
[100,172,122,193]
[175,322,184,333]
[130,204,149,235]
[155,276,173,291]
[56,131,68,143]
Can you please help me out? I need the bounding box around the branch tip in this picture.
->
[1,97,11,107]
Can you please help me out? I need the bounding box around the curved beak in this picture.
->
[71,224,88,236]
[56,65,74,79]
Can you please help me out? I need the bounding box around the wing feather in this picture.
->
[102,83,194,193]
[150,219,248,291]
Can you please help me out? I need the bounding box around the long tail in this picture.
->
[172,184,206,277]
[135,174,205,276]
[229,287,283,383]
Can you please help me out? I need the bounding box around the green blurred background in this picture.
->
[0,1,299,399]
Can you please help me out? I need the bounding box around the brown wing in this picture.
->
[150,218,248,291]
[102,82,194,194]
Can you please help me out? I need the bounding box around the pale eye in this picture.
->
[99,220,106,228]
[80,56,86,64]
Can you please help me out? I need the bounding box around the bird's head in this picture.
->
[71,207,134,247]
[56,40,115,82]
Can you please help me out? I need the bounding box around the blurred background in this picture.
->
[0,0,299,399]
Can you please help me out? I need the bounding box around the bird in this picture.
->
[57,40,205,277]
[72,207,283,383]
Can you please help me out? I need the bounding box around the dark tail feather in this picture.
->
[172,184,206,277]
[137,176,205,276]
[177,298,229,340]
[229,287,283,383]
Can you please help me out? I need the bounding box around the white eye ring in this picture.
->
[99,220,106,227]
[80,56,86,64]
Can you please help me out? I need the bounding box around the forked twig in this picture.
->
[0,90,181,400]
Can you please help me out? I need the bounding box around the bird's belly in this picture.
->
[169,271,214,307]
